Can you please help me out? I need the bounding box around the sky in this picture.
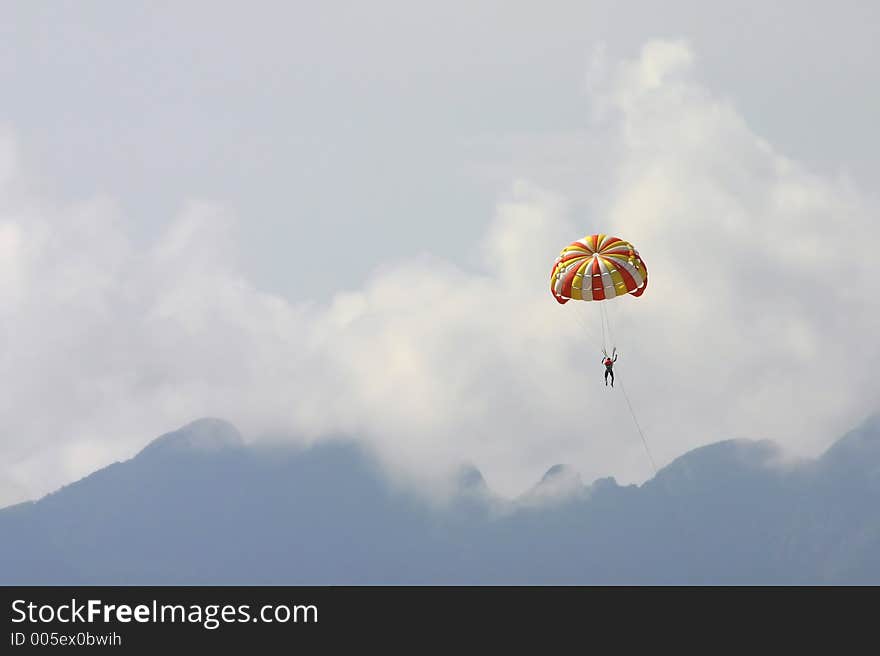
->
[1,2,878,506]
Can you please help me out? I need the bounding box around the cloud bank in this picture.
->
[1,40,878,505]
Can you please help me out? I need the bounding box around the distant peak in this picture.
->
[517,464,584,507]
[820,413,880,470]
[590,476,619,490]
[650,438,780,490]
[540,464,579,484]
[664,437,777,468]
[135,417,243,459]
[454,464,488,492]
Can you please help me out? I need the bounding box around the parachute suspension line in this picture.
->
[605,298,622,350]
[600,302,615,355]
[616,374,657,476]
[569,305,603,355]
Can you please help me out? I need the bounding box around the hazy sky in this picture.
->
[1,2,878,505]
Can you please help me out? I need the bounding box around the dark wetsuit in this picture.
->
[603,354,618,386]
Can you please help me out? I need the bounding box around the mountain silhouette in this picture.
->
[2,415,879,584]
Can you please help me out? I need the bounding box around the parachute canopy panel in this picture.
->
[550,233,648,304]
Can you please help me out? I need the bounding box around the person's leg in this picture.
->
[604,369,609,385]
[610,370,614,387]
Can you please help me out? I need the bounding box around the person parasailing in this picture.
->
[603,348,618,387]
[549,233,647,388]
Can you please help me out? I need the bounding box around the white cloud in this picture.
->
[1,40,878,506]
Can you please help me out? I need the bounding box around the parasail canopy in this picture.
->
[550,233,648,305]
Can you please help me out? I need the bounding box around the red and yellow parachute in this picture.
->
[550,233,648,304]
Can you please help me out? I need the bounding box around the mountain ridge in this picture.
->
[2,414,879,584]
